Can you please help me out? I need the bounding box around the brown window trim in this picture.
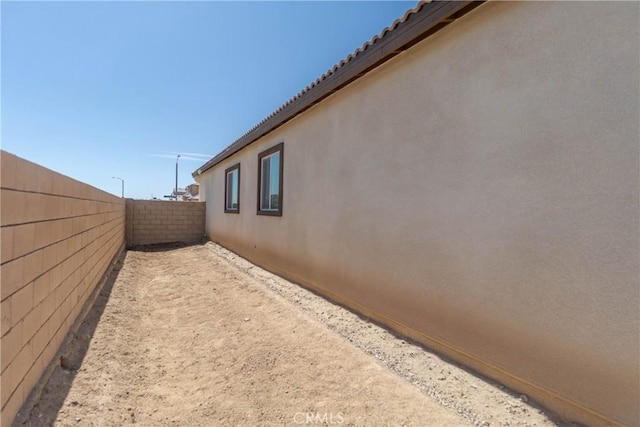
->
[257,142,284,217]
[224,163,240,213]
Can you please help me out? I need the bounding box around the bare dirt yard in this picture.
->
[16,243,562,426]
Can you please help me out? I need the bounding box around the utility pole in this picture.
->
[175,154,181,201]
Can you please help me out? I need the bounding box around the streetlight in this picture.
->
[112,177,124,198]
[175,154,181,201]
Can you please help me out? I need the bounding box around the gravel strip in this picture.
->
[206,241,565,427]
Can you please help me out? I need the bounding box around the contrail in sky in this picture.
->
[149,153,212,162]
[159,151,212,158]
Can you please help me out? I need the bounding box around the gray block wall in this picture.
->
[125,199,205,247]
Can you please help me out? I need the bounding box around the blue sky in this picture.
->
[2,1,414,199]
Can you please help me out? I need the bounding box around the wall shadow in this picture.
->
[127,241,205,253]
[15,250,127,427]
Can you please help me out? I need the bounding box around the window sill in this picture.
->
[257,210,282,217]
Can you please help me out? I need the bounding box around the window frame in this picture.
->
[257,142,284,216]
[224,163,241,213]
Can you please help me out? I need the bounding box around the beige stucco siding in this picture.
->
[199,2,639,425]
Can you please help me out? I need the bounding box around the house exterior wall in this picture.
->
[199,2,639,425]
[125,199,205,247]
[0,151,125,426]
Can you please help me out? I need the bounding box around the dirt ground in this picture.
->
[16,243,561,426]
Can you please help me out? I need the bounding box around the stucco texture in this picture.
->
[199,2,639,425]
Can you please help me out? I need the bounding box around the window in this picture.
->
[224,163,240,213]
[257,142,283,216]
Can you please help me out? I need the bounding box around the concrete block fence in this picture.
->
[0,151,206,425]
[0,151,126,426]
[125,199,205,247]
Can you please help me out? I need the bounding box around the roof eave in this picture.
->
[193,0,485,178]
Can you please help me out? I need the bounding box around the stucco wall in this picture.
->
[198,2,639,425]
[125,199,205,247]
[0,151,125,426]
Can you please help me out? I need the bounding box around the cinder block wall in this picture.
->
[0,151,125,426]
[125,199,205,247]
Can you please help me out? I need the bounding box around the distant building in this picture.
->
[185,183,200,201]
[168,184,200,201]
[169,187,187,201]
